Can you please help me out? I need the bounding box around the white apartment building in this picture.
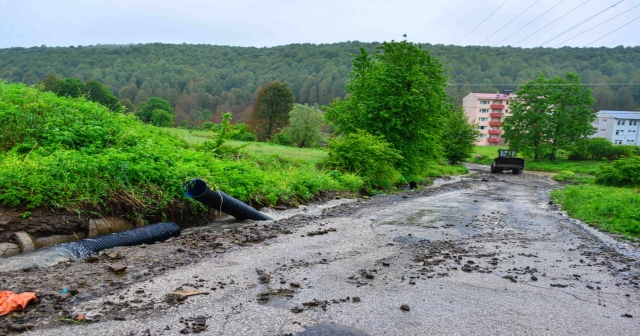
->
[462,91,521,146]
[591,110,640,146]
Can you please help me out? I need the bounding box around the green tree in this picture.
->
[85,79,119,109]
[150,109,174,127]
[282,104,325,148]
[249,81,294,141]
[325,41,449,177]
[41,74,62,93]
[503,72,595,161]
[57,77,85,98]
[442,106,480,164]
[136,97,174,123]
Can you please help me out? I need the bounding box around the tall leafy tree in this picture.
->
[503,72,596,161]
[282,104,325,148]
[136,97,174,124]
[442,106,480,164]
[325,41,449,176]
[250,81,294,141]
[85,79,119,109]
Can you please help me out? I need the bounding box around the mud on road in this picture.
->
[1,169,639,335]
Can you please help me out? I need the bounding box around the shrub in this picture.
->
[228,123,257,142]
[607,145,635,160]
[272,132,295,146]
[552,170,576,182]
[596,156,640,187]
[587,138,613,160]
[322,130,403,189]
[150,109,174,127]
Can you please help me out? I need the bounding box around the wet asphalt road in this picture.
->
[32,168,640,335]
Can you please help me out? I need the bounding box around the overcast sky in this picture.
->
[0,0,638,49]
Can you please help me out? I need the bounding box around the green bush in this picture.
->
[552,185,640,238]
[552,170,576,182]
[272,132,295,147]
[0,82,362,219]
[150,109,174,127]
[228,123,257,142]
[587,138,614,160]
[596,156,640,187]
[322,130,403,189]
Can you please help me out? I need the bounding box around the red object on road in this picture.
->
[0,291,37,316]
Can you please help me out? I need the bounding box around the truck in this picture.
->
[490,149,525,174]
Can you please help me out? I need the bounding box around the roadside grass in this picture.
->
[551,185,640,239]
[0,82,362,224]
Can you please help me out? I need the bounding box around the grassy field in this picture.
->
[469,145,607,175]
[163,128,328,164]
[552,185,640,239]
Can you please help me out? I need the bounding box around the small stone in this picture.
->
[400,304,410,311]
[290,282,301,288]
[291,307,303,313]
[531,276,538,281]
[382,262,390,267]
[9,324,25,332]
[107,263,127,273]
[621,313,633,318]
[352,297,361,302]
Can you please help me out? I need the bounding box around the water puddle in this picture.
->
[0,245,78,273]
[297,324,369,336]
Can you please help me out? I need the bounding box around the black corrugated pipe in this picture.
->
[183,178,272,221]
[65,222,181,258]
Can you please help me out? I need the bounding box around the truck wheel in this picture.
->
[512,169,521,175]
[490,166,496,174]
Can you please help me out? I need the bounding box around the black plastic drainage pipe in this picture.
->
[183,178,272,221]
[65,222,181,258]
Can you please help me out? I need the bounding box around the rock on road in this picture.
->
[31,169,640,335]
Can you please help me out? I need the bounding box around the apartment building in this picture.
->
[591,110,640,146]
[462,91,521,146]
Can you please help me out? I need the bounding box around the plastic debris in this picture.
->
[0,291,37,316]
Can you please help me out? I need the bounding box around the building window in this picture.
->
[505,101,509,105]
[478,126,487,130]
[480,101,490,105]
[600,129,606,131]
[628,140,635,143]
[505,109,509,114]
[631,120,638,126]
[478,134,486,138]
[614,140,622,145]
[480,109,489,113]
[617,120,626,125]
[478,117,488,122]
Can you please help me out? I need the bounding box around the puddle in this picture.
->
[0,245,78,273]
[297,324,369,336]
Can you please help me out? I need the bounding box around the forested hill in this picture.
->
[1,42,639,123]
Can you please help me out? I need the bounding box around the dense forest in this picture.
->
[0,42,639,123]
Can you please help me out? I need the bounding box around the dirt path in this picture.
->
[2,170,639,335]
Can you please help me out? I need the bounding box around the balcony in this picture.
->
[491,104,505,109]
[488,130,502,135]
[489,121,502,126]
[490,113,503,118]
[487,138,502,143]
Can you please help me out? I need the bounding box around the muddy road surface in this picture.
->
[2,169,639,335]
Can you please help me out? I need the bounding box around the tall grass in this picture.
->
[0,82,362,222]
[551,185,640,238]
